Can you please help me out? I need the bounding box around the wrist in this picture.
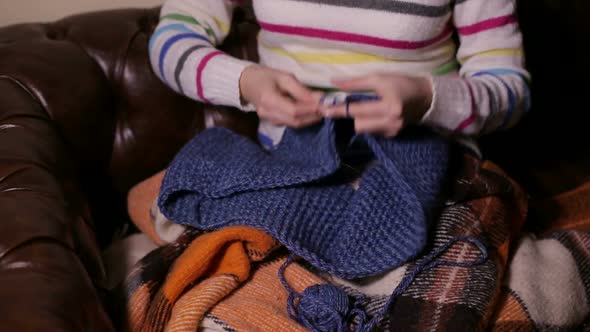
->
[408,76,434,123]
[417,76,434,116]
[239,64,261,106]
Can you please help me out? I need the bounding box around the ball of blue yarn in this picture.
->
[296,284,353,332]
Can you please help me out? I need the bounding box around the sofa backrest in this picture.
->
[1,2,588,241]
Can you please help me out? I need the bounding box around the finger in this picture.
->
[331,74,380,91]
[289,112,324,128]
[320,101,384,118]
[262,91,298,116]
[292,98,322,117]
[268,85,319,117]
[257,103,320,128]
[308,91,325,106]
[354,117,403,135]
[294,98,321,113]
[277,74,316,103]
[380,127,403,138]
[257,106,296,126]
[256,106,283,125]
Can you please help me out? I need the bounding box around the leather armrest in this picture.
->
[0,77,114,330]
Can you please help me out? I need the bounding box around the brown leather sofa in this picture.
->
[0,2,588,330]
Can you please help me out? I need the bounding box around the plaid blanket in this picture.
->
[491,182,590,331]
[112,152,590,331]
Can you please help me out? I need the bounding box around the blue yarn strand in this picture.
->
[279,255,301,321]
[278,237,488,332]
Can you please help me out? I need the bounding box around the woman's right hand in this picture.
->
[239,65,323,128]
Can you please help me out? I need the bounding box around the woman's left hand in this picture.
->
[320,73,433,137]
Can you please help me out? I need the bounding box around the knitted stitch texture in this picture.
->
[158,119,450,279]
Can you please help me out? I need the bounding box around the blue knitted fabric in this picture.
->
[158,119,450,279]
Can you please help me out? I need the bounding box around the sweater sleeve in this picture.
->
[420,0,531,136]
[149,0,256,110]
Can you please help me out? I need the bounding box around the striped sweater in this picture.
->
[149,0,530,138]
